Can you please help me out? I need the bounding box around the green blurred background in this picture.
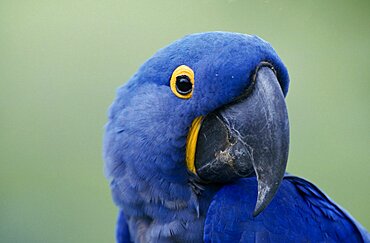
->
[0,0,369,242]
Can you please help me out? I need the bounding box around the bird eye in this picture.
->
[176,75,192,95]
[170,65,194,99]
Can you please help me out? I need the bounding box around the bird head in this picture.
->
[104,32,290,215]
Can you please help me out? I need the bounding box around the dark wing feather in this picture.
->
[116,209,131,243]
[204,176,369,242]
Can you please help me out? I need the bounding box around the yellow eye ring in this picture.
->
[170,65,195,99]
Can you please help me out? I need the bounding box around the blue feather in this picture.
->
[116,209,130,243]
[204,176,369,242]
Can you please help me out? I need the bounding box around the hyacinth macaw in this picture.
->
[104,32,369,242]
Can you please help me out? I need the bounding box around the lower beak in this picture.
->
[191,65,289,216]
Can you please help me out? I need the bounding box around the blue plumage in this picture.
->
[204,176,369,242]
[104,32,369,242]
[116,209,130,242]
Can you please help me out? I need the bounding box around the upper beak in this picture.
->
[192,64,289,216]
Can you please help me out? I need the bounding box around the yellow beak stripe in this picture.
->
[186,116,204,174]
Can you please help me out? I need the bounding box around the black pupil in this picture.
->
[176,75,192,95]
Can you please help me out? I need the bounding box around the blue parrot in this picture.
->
[104,32,369,242]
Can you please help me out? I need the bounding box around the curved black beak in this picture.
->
[194,65,289,216]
